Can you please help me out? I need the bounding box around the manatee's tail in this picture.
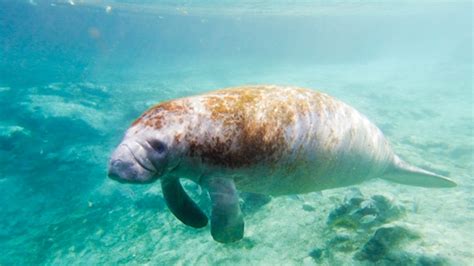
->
[381,155,456,188]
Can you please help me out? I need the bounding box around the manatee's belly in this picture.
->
[231,154,384,196]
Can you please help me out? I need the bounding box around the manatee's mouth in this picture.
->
[108,168,155,184]
[107,165,129,184]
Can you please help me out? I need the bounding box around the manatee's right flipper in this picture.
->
[204,177,244,243]
[161,178,208,228]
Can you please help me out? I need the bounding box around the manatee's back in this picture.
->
[181,85,394,195]
[183,85,294,170]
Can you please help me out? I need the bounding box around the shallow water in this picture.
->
[0,0,472,265]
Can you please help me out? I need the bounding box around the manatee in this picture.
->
[107,85,456,243]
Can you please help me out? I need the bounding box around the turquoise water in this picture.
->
[0,0,472,265]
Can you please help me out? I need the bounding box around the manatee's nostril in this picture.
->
[111,159,123,167]
[110,159,130,172]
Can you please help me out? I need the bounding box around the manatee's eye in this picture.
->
[148,140,167,153]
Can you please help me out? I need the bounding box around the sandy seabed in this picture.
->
[0,57,471,265]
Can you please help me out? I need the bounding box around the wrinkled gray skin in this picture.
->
[108,85,456,243]
[108,141,163,184]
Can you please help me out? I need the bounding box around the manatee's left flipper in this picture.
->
[204,177,244,243]
[161,178,208,228]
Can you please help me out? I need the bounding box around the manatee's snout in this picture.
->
[108,159,131,183]
[108,143,157,184]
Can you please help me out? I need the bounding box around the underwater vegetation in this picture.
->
[0,0,472,265]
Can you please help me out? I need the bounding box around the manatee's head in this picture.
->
[108,100,189,184]
[108,127,171,184]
